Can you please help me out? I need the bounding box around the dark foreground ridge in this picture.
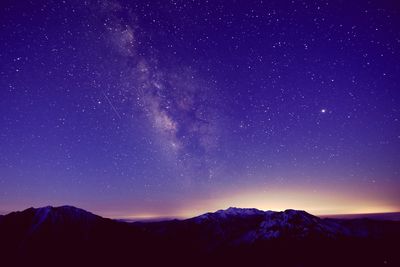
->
[1,206,399,267]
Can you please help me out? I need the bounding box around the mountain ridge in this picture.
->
[1,205,399,267]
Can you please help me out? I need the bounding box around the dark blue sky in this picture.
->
[1,0,399,218]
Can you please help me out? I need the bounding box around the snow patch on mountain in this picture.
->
[239,209,346,243]
[29,206,52,233]
[193,207,266,223]
[25,205,101,235]
[190,207,349,245]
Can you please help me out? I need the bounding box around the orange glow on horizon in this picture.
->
[107,187,399,220]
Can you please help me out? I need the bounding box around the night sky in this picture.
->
[1,0,399,219]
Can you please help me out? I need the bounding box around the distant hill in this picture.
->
[320,212,400,221]
[1,205,399,267]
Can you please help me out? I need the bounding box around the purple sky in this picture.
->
[1,0,399,218]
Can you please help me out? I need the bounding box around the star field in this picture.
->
[0,0,399,218]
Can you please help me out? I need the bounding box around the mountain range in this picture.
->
[1,205,399,266]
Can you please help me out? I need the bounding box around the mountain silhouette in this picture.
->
[1,206,399,267]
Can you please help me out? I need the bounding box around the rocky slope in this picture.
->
[1,206,399,267]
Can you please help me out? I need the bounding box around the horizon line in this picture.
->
[2,205,400,221]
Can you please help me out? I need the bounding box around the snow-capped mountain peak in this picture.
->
[190,207,345,244]
[192,207,266,223]
[216,207,265,217]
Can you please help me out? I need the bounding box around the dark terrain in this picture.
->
[0,206,399,267]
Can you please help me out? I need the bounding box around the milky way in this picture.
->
[0,0,399,218]
[99,1,224,186]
